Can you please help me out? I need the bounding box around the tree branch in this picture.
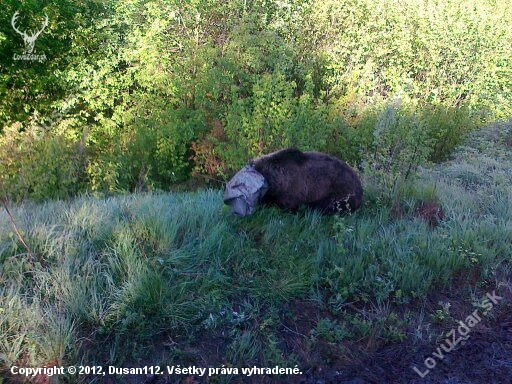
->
[0,194,34,262]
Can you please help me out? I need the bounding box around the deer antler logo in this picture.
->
[11,11,49,54]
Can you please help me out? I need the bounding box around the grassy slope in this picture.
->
[0,121,511,383]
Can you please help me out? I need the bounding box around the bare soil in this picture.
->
[11,288,511,384]
[298,309,512,384]
[107,287,511,384]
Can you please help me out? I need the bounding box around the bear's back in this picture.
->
[249,148,362,214]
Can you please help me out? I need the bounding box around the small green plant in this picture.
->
[431,301,452,324]
[311,317,351,344]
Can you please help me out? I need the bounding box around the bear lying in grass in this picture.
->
[224,148,363,216]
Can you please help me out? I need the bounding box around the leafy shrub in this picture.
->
[192,73,336,179]
[87,108,206,193]
[3,0,512,198]
[0,122,86,201]
[208,73,338,173]
[314,0,511,118]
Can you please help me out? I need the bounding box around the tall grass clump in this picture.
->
[328,120,512,306]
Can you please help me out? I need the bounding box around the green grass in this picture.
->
[0,122,511,382]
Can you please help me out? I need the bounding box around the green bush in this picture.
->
[220,73,337,170]
[86,108,206,193]
[0,122,86,201]
[2,0,511,198]
[314,0,511,117]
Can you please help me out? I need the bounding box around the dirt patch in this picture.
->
[293,288,512,384]
[414,200,445,227]
[9,293,508,384]
[96,289,510,384]
[329,308,512,384]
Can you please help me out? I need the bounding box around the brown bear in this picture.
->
[249,148,363,215]
[243,148,363,215]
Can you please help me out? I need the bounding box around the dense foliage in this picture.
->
[1,0,511,200]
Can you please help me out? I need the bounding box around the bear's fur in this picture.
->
[249,148,363,214]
